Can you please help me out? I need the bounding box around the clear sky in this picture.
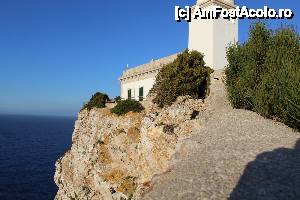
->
[0,0,299,116]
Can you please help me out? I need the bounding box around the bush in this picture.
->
[114,96,121,102]
[225,22,300,131]
[82,92,110,111]
[111,99,144,116]
[150,49,213,108]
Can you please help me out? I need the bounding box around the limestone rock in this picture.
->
[54,97,205,200]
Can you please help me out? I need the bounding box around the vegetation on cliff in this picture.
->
[111,99,144,116]
[151,49,213,108]
[55,95,204,200]
[225,22,300,131]
[82,92,110,111]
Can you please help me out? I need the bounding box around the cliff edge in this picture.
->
[55,71,300,200]
[54,94,205,200]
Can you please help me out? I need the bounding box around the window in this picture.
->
[139,87,144,101]
[128,89,132,100]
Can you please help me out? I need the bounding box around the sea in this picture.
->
[0,114,76,200]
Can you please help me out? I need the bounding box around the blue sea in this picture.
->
[0,115,75,200]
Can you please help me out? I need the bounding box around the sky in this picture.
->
[0,0,299,116]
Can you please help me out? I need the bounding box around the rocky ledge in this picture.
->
[54,96,205,200]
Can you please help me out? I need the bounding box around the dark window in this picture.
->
[128,89,132,100]
[139,87,144,101]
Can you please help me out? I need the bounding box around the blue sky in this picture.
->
[0,0,299,116]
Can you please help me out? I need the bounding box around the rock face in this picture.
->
[55,71,300,200]
[54,97,205,200]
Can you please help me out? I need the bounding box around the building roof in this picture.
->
[119,53,179,81]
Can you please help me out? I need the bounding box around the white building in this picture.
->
[119,54,178,101]
[189,0,238,70]
[119,0,238,100]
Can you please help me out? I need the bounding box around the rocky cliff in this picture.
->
[54,97,205,200]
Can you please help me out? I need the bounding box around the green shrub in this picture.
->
[225,22,300,131]
[225,23,272,109]
[111,99,144,116]
[114,96,121,102]
[82,92,110,111]
[150,49,213,108]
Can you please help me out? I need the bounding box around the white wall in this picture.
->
[213,17,238,69]
[189,16,214,68]
[188,5,238,70]
[121,77,156,100]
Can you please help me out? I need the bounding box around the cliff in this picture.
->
[54,96,205,200]
[55,71,300,200]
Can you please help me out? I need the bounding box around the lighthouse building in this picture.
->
[119,0,238,101]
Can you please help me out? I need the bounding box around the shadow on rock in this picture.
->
[230,139,300,200]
